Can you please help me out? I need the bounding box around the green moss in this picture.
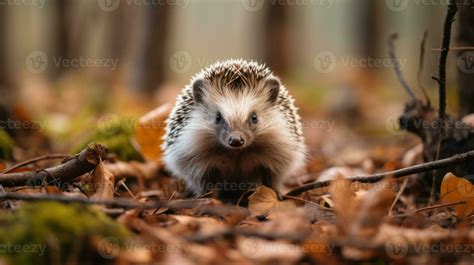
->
[72,115,143,161]
[0,129,14,160]
[0,202,132,265]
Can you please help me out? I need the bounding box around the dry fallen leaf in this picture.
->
[330,177,396,260]
[248,186,296,220]
[90,161,116,200]
[440,172,474,218]
[135,104,172,161]
[329,177,356,235]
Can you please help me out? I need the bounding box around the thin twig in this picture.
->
[0,143,107,187]
[432,46,474,51]
[117,179,136,199]
[0,185,14,210]
[388,178,408,216]
[282,194,333,211]
[388,33,417,101]
[433,0,457,138]
[392,201,466,218]
[1,154,69,174]
[417,30,431,106]
[0,192,162,209]
[286,149,474,196]
[415,201,466,213]
[0,192,223,211]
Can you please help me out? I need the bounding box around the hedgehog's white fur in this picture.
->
[162,59,306,196]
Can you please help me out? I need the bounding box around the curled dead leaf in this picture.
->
[91,161,116,201]
[440,172,474,218]
[135,104,172,161]
[248,186,296,220]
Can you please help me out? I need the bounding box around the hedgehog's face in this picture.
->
[191,77,281,151]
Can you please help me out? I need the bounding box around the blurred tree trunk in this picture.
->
[359,0,379,61]
[0,5,7,89]
[54,0,72,78]
[106,5,129,87]
[140,6,170,93]
[456,0,474,116]
[263,3,289,76]
[108,7,128,64]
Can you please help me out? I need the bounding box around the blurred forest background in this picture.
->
[0,0,472,159]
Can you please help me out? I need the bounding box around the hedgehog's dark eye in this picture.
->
[215,112,223,124]
[251,112,258,124]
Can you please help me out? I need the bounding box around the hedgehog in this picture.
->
[162,59,306,199]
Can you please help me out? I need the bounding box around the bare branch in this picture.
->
[286,149,474,196]
[388,33,417,101]
[0,143,107,187]
[435,0,458,138]
[0,192,162,209]
[417,30,431,106]
[1,154,69,174]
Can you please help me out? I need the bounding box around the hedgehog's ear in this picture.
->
[192,78,208,104]
[264,77,280,104]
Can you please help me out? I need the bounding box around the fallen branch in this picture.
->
[0,191,230,213]
[0,192,162,209]
[286,150,474,196]
[0,143,107,187]
[1,154,69,174]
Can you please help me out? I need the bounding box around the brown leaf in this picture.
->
[329,177,356,235]
[135,104,172,161]
[90,161,116,201]
[248,186,296,220]
[330,177,395,239]
[440,172,474,218]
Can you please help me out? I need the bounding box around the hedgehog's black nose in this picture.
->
[228,135,244,147]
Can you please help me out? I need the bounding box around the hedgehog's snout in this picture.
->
[227,133,245,148]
